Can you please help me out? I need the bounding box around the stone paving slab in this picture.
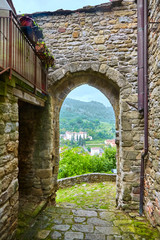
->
[17,206,160,240]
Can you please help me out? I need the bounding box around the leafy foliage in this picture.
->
[58,147,116,179]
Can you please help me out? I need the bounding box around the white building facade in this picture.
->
[63,131,88,141]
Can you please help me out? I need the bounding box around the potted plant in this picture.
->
[35,41,54,67]
[35,42,47,53]
[45,54,54,67]
[19,16,34,27]
[19,16,43,45]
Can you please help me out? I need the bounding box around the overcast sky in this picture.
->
[12,0,109,14]
[67,85,111,107]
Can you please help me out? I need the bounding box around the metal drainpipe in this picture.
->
[138,0,148,216]
[137,0,144,113]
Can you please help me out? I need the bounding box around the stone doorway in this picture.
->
[18,100,37,201]
[18,99,55,209]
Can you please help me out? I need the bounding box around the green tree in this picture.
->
[58,146,116,179]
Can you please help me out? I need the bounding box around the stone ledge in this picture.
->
[58,173,116,189]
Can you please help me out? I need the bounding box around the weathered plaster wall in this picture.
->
[33,0,143,211]
[145,0,160,228]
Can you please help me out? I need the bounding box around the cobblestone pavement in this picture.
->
[18,204,160,240]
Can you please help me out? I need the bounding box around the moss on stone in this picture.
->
[16,201,48,239]
[15,183,160,239]
[113,219,133,226]
[0,81,7,96]
[120,225,136,233]
[32,201,47,218]
[123,187,132,201]
[15,77,34,92]
[133,221,160,239]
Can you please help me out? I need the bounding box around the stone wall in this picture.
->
[2,0,160,238]
[58,173,116,189]
[144,0,160,228]
[33,0,144,211]
[0,88,19,240]
[33,1,138,81]
[18,99,55,201]
[0,86,55,240]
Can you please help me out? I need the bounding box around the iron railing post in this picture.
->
[9,11,12,80]
[34,55,37,93]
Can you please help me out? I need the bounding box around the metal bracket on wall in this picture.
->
[0,67,10,75]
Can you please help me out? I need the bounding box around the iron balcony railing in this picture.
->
[0,11,47,94]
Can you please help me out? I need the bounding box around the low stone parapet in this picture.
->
[58,173,116,189]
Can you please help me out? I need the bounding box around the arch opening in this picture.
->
[48,64,138,210]
[57,84,117,208]
[50,69,121,207]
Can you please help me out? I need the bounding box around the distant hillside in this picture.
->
[60,98,115,123]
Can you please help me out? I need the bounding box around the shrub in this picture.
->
[58,147,116,179]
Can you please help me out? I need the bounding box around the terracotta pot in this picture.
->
[35,43,46,53]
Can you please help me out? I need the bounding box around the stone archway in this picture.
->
[48,62,141,210]
[31,0,142,210]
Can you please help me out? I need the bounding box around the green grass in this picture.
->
[56,182,116,209]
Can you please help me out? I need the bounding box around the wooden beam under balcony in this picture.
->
[13,88,45,107]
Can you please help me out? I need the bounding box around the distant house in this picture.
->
[63,131,88,141]
[91,147,104,156]
[79,131,88,140]
[87,136,93,140]
[63,131,73,141]
[104,139,116,147]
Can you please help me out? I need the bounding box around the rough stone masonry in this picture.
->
[32,0,143,213]
[31,0,160,228]
[1,0,160,239]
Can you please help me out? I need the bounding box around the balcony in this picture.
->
[0,10,47,95]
